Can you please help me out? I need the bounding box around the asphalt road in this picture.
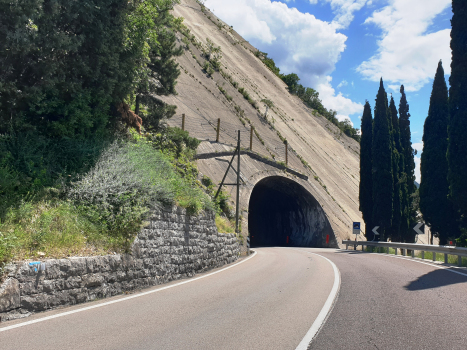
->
[1,248,467,350]
[0,248,335,350]
[310,250,467,350]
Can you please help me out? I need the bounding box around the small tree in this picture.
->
[261,99,274,119]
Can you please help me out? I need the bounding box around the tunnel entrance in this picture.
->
[248,176,333,247]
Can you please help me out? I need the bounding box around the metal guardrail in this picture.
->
[342,240,467,267]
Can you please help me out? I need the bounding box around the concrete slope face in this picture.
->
[161,0,362,247]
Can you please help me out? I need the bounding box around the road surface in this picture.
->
[1,247,466,349]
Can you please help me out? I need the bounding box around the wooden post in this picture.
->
[182,114,185,131]
[216,118,220,142]
[250,126,253,151]
[285,140,288,166]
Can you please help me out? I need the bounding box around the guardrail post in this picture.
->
[458,255,462,267]
[285,140,288,166]
[395,248,397,255]
[411,250,415,258]
[216,118,220,142]
[433,252,436,261]
[421,251,425,259]
[182,114,185,131]
[444,253,448,264]
[402,249,406,256]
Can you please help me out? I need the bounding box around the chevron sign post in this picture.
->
[413,223,425,235]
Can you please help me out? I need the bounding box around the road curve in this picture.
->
[0,248,336,350]
[310,250,467,350]
[2,248,466,350]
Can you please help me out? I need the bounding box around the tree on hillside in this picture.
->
[281,73,301,95]
[421,61,459,245]
[388,96,403,241]
[372,79,393,240]
[359,101,373,238]
[133,0,182,131]
[399,85,416,242]
[448,0,467,218]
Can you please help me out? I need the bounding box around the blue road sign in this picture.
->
[353,222,360,235]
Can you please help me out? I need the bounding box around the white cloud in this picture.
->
[204,0,363,120]
[317,76,363,124]
[412,141,423,153]
[414,156,421,183]
[324,0,370,29]
[357,0,451,92]
[337,80,348,89]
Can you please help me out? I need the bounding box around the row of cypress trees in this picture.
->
[419,0,467,245]
[359,80,417,242]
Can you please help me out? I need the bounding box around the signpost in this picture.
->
[353,222,360,235]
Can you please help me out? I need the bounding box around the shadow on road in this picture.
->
[405,269,467,291]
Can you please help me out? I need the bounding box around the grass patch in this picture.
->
[215,215,235,233]
[0,200,117,264]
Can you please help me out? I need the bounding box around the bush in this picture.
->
[68,141,174,246]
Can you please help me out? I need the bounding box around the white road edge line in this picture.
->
[295,253,341,350]
[0,251,257,333]
[366,251,467,278]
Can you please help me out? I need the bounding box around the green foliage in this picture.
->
[215,215,235,233]
[388,96,402,242]
[399,85,417,242]
[0,0,131,138]
[448,0,467,217]
[0,200,113,268]
[255,51,281,76]
[359,101,373,238]
[420,61,460,245]
[372,79,393,238]
[253,52,360,141]
[67,141,174,246]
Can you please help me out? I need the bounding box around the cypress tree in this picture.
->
[389,96,402,241]
[372,79,393,240]
[359,101,373,238]
[399,85,416,242]
[421,61,459,245]
[448,0,467,217]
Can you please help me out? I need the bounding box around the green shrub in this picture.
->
[68,141,174,246]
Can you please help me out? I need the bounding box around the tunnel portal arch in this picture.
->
[248,176,334,247]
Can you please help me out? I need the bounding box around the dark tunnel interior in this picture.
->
[248,176,334,248]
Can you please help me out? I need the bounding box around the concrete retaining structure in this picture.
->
[0,206,240,322]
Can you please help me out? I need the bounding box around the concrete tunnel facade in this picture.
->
[247,176,334,248]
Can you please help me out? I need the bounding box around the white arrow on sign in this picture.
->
[414,223,425,235]
[372,226,380,236]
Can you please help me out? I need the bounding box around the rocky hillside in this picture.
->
[160,0,363,244]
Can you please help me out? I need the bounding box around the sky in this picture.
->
[202,0,453,182]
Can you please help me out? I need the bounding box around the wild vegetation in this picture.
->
[254,51,361,142]
[0,0,235,276]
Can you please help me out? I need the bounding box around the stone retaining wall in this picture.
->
[0,206,240,322]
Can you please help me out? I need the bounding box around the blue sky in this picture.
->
[203,0,453,181]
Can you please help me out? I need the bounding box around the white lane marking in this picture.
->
[295,253,341,350]
[0,251,257,333]
[365,251,467,278]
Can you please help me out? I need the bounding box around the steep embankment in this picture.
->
[161,0,363,245]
